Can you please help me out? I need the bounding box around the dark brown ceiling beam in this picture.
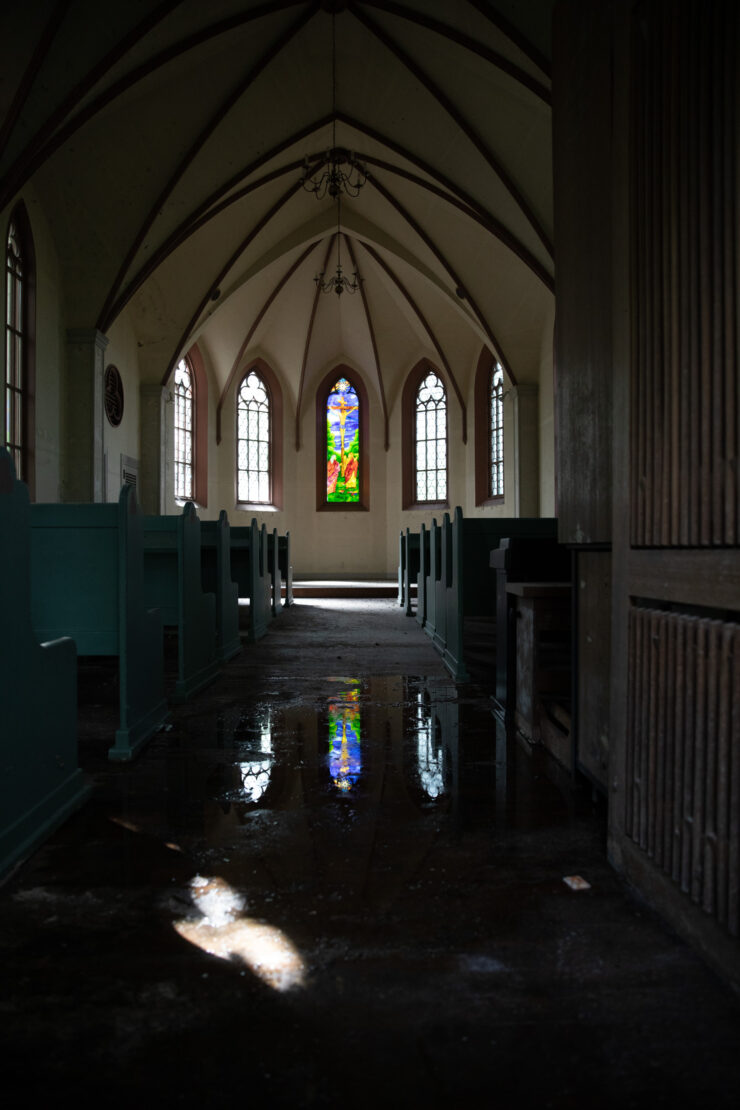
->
[0,0,186,210]
[345,234,389,450]
[360,153,554,293]
[216,240,320,442]
[295,236,338,450]
[163,179,305,387]
[348,2,552,258]
[101,156,316,333]
[97,4,318,335]
[358,241,469,442]
[366,171,513,381]
[359,0,550,103]
[0,0,70,159]
[465,0,551,78]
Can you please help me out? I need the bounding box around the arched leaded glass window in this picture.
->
[237,369,271,503]
[415,370,447,503]
[5,217,25,479]
[489,362,504,498]
[326,376,360,503]
[173,358,194,501]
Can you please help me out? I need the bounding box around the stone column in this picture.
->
[513,382,540,517]
[63,329,107,502]
[139,383,169,515]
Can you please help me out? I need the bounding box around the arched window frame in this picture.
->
[4,202,35,497]
[173,357,194,502]
[172,344,208,506]
[474,348,506,505]
[401,360,449,510]
[315,365,369,512]
[235,357,283,510]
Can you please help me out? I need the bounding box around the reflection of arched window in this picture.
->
[238,714,273,804]
[489,363,504,498]
[475,348,505,505]
[414,370,447,503]
[5,204,35,493]
[315,365,369,510]
[237,369,271,504]
[174,359,194,501]
[415,692,445,799]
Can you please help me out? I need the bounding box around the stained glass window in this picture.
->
[5,218,25,479]
[173,358,193,500]
[415,370,447,502]
[326,376,360,503]
[328,683,361,794]
[237,369,271,503]
[489,363,504,498]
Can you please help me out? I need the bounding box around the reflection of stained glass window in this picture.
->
[489,363,504,498]
[237,370,271,503]
[415,370,447,502]
[416,693,445,799]
[329,684,362,792]
[239,715,273,804]
[326,377,360,503]
[173,359,193,500]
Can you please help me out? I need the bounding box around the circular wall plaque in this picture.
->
[104,364,124,427]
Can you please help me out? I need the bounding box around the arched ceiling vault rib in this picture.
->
[96,3,318,334]
[366,172,508,374]
[359,0,550,103]
[215,239,320,443]
[163,179,305,387]
[0,0,186,209]
[102,155,320,332]
[0,0,70,158]
[103,110,553,333]
[344,234,388,450]
[295,235,337,451]
[361,154,554,292]
[465,0,551,78]
[347,2,553,259]
[358,240,468,444]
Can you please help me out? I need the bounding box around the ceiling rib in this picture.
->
[348,2,553,258]
[163,179,305,386]
[359,0,550,103]
[97,4,316,334]
[366,172,512,379]
[216,240,320,442]
[358,240,468,443]
[465,0,551,78]
[345,234,389,450]
[0,0,70,159]
[295,235,338,451]
[0,0,185,210]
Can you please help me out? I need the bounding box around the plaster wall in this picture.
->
[102,313,141,503]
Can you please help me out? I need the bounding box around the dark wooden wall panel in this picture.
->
[576,550,611,790]
[552,3,613,544]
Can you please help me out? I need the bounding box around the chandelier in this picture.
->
[301,12,367,200]
[315,196,361,296]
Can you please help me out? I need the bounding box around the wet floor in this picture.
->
[2,599,740,1107]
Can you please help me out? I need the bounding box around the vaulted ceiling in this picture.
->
[1,0,555,441]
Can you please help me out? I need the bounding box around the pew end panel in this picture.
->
[201,512,241,663]
[0,448,90,878]
[280,532,294,606]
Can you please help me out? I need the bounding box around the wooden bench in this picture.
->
[267,529,295,614]
[230,519,272,641]
[0,449,90,877]
[414,524,431,629]
[436,508,559,681]
[142,504,220,701]
[418,517,443,641]
[200,511,241,662]
[29,486,168,762]
[398,528,421,615]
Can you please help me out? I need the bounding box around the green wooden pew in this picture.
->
[142,503,220,701]
[267,529,295,615]
[415,523,430,629]
[29,484,168,762]
[229,519,272,641]
[419,517,442,643]
[200,511,241,662]
[398,528,421,616]
[0,450,90,877]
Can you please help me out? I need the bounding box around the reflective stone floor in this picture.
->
[2,599,740,1107]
